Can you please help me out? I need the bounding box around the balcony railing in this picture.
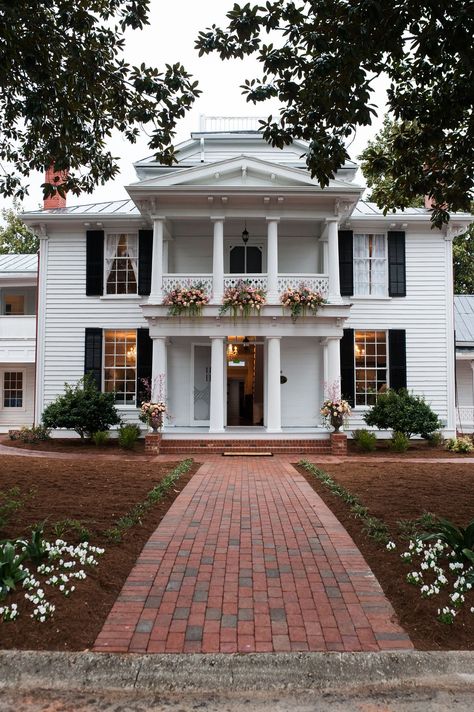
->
[0,315,36,340]
[456,406,474,432]
[161,274,329,302]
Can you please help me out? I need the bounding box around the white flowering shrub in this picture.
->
[0,537,104,624]
[397,537,474,624]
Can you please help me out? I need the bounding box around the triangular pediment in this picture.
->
[128,155,355,191]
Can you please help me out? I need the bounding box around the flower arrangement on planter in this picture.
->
[139,401,166,432]
[163,282,209,317]
[220,279,266,318]
[280,283,325,321]
[320,398,352,432]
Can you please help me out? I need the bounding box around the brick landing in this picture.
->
[94,458,412,654]
[158,438,332,455]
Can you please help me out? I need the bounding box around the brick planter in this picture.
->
[330,432,347,455]
[145,432,162,454]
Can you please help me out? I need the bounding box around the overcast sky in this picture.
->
[9,0,389,212]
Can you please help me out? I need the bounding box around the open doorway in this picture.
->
[226,337,264,426]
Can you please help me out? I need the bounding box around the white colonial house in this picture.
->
[21,117,473,452]
[0,253,37,432]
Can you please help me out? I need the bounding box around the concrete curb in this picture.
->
[0,651,473,693]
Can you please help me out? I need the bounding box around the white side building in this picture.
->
[0,254,37,432]
[22,119,473,448]
[455,295,474,433]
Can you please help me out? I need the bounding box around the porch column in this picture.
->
[150,218,164,302]
[211,217,225,304]
[266,336,282,432]
[267,218,280,304]
[327,218,342,304]
[324,336,341,399]
[209,336,225,432]
[151,337,167,404]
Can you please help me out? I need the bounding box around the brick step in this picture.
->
[145,435,346,455]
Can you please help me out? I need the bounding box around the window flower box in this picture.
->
[220,279,266,318]
[163,283,210,317]
[280,283,326,321]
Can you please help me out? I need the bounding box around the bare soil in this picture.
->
[348,440,474,458]
[0,454,200,651]
[296,460,474,650]
[3,438,146,456]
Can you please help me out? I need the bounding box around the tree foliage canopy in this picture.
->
[196,1,474,227]
[0,0,200,201]
[0,204,38,254]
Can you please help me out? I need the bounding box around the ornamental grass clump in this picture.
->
[280,283,325,321]
[220,279,266,318]
[163,282,209,317]
[352,428,377,452]
[117,423,141,450]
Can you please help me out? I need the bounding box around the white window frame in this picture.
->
[353,330,389,408]
[102,329,138,407]
[1,368,26,411]
[353,233,388,297]
[103,232,139,297]
[226,241,265,274]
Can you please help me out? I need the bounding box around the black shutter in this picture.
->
[86,230,104,296]
[388,231,406,297]
[136,328,153,406]
[340,329,355,406]
[389,329,407,390]
[138,229,153,296]
[338,230,353,296]
[84,328,102,390]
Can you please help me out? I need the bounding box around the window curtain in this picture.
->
[371,235,386,296]
[126,235,139,281]
[105,235,118,283]
[353,234,369,295]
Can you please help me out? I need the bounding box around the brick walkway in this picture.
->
[94,458,412,654]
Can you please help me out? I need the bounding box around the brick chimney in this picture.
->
[43,164,67,210]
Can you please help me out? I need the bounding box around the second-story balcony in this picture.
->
[0,315,36,362]
[160,273,330,305]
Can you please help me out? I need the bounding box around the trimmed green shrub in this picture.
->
[352,429,377,452]
[118,423,141,450]
[92,430,110,447]
[446,436,473,453]
[426,431,444,447]
[17,425,51,443]
[364,389,440,438]
[389,431,410,452]
[42,374,121,439]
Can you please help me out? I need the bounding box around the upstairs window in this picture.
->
[4,294,25,315]
[103,330,137,405]
[355,331,388,406]
[353,234,386,296]
[105,234,138,295]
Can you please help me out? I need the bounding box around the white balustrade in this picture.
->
[456,406,474,432]
[162,274,213,296]
[223,274,268,291]
[278,275,329,298]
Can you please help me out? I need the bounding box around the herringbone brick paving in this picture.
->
[94,457,412,653]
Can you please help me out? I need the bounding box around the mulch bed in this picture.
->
[348,440,473,458]
[0,454,200,651]
[296,460,474,650]
[3,438,147,456]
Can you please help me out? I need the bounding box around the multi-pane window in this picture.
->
[104,330,137,405]
[353,234,386,296]
[355,331,388,406]
[105,234,138,295]
[3,371,23,408]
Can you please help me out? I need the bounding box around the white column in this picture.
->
[325,336,341,399]
[151,337,167,404]
[327,218,342,304]
[211,217,225,304]
[209,337,225,432]
[163,239,169,274]
[150,218,164,302]
[267,218,279,304]
[266,336,282,432]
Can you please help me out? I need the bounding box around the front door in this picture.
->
[226,338,264,426]
[192,344,211,425]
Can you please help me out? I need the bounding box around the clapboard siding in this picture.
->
[41,231,147,422]
[456,360,473,406]
[346,231,450,426]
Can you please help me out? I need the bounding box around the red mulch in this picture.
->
[348,440,474,458]
[3,438,147,456]
[0,454,200,651]
[296,460,474,650]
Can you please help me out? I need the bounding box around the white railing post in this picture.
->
[211,217,225,304]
